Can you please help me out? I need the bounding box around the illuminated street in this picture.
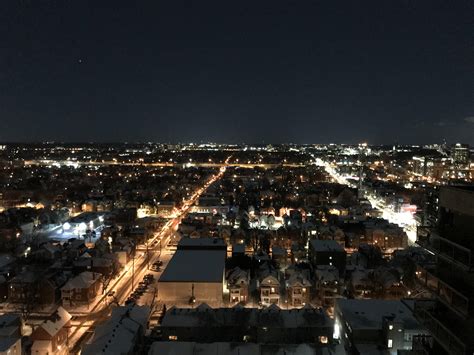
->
[314,156,418,243]
[66,164,228,353]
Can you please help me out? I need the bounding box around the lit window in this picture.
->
[169,335,178,341]
[389,325,393,330]
[319,336,328,344]
[387,339,393,348]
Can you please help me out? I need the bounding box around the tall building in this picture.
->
[416,186,474,354]
[451,143,470,166]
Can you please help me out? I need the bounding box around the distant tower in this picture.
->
[451,143,470,180]
[451,143,470,165]
[357,143,367,198]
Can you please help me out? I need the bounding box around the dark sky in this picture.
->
[1,0,473,144]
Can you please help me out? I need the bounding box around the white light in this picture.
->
[333,320,340,339]
[63,222,71,230]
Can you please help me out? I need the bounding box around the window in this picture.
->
[387,339,393,348]
[169,335,178,341]
[319,336,328,344]
[389,325,393,330]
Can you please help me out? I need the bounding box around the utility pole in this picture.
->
[159,237,162,258]
[132,247,135,291]
[146,236,149,270]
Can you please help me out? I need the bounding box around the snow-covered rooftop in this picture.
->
[38,306,71,337]
[336,299,420,330]
[161,304,332,329]
[61,271,101,290]
[82,305,150,355]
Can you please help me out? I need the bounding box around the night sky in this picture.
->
[1,0,473,144]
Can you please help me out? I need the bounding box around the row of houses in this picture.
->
[155,298,427,355]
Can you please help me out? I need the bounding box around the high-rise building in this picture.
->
[415,186,474,354]
[451,143,470,166]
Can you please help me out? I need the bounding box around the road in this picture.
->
[67,164,228,352]
[314,156,418,243]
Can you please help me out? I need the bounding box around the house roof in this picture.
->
[73,257,112,268]
[0,313,21,329]
[287,272,312,287]
[39,307,71,337]
[227,267,248,285]
[62,271,101,290]
[82,305,150,355]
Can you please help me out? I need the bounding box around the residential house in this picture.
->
[226,267,249,304]
[349,267,374,298]
[160,304,333,345]
[8,271,39,304]
[315,265,340,308]
[30,307,71,355]
[65,239,87,259]
[258,271,281,306]
[286,270,312,308]
[61,271,102,307]
[39,272,68,305]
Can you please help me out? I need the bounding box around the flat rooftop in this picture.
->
[159,249,226,283]
[336,299,420,330]
[178,237,226,250]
